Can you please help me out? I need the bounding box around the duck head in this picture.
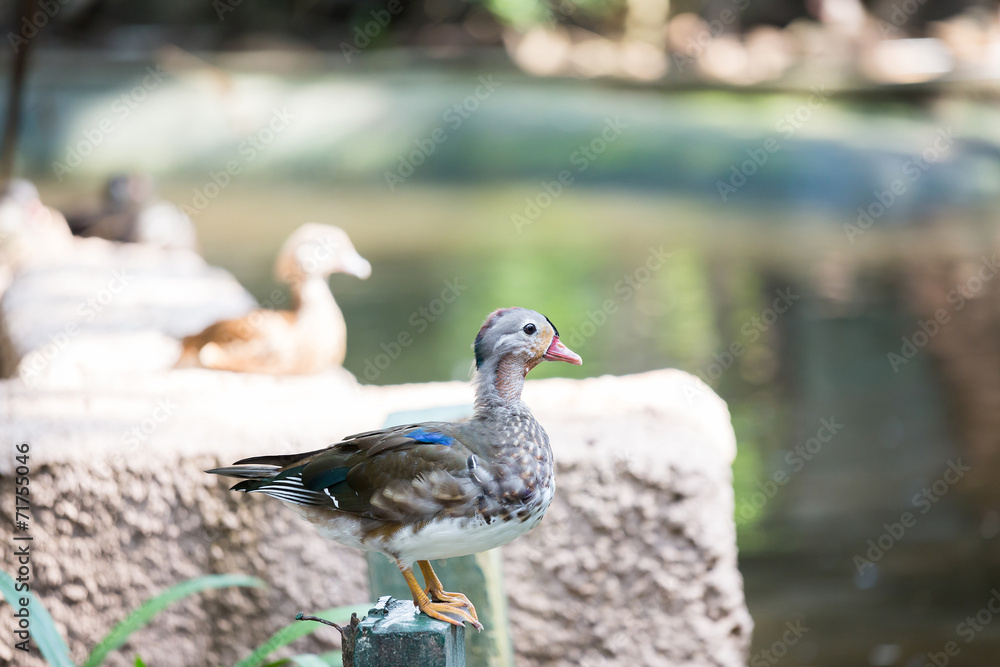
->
[1,179,51,227]
[274,223,371,284]
[104,174,154,210]
[473,307,582,376]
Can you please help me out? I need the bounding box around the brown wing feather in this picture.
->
[179,310,297,372]
[294,422,483,522]
[213,422,493,522]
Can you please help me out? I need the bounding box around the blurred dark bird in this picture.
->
[67,174,197,250]
[177,223,370,374]
[207,307,582,628]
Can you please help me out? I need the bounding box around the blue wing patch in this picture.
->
[405,428,456,447]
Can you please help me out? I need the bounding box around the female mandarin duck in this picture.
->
[178,223,370,374]
[208,307,582,628]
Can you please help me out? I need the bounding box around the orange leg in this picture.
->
[398,563,482,630]
[417,560,479,624]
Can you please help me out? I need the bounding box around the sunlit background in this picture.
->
[5,0,1000,664]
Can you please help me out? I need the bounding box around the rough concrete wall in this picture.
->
[506,438,750,665]
[510,372,752,666]
[0,457,368,667]
[0,369,751,666]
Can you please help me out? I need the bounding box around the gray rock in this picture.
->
[0,369,751,666]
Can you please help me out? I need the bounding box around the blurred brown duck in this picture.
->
[178,223,370,374]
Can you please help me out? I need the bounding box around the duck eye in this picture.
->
[523,323,537,335]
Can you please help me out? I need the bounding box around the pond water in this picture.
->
[25,57,1000,664]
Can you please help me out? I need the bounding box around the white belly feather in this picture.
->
[287,483,555,567]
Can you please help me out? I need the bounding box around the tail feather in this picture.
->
[234,470,327,507]
[208,463,327,508]
[205,465,280,480]
[233,449,327,467]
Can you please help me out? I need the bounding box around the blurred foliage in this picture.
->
[0,572,265,666]
[481,0,624,29]
[731,403,769,549]
[261,653,343,667]
[82,574,266,667]
[0,570,368,666]
[4,0,985,55]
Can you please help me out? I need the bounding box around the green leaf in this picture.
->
[134,657,147,667]
[83,574,265,667]
[236,603,371,667]
[277,653,341,667]
[261,650,343,666]
[0,569,75,667]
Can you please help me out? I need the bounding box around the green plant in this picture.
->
[0,570,370,667]
[0,569,74,667]
[260,652,343,667]
[0,571,263,666]
[237,603,371,667]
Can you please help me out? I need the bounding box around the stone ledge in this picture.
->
[0,368,751,666]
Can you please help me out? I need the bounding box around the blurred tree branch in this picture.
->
[1,0,37,182]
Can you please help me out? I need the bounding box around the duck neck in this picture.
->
[474,354,530,417]
[291,274,336,314]
[290,275,333,310]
